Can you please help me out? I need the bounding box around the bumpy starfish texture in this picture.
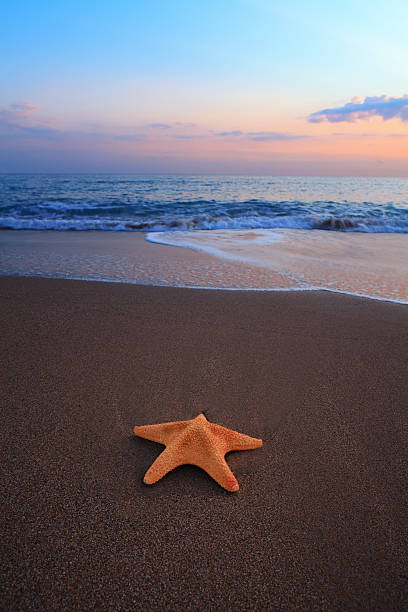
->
[134,413,262,492]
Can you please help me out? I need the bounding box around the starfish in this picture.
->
[133,413,262,492]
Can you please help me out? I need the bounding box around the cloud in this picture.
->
[216,130,244,136]
[173,134,204,139]
[215,130,306,140]
[147,123,172,129]
[331,131,408,138]
[1,104,307,147]
[174,121,197,128]
[1,101,311,158]
[309,94,408,123]
[0,107,60,140]
[247,131,307,141]
[0,102,40,124]
[115,134,148,142]
[0,102,150,145]
[0,102,56,139]
[146,122,198,130]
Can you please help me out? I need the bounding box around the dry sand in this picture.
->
[1,276,408,610]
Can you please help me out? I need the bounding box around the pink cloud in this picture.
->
[309,94,408,123]
[0,102,41,124]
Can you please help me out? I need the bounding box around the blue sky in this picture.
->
[1,0,408,173]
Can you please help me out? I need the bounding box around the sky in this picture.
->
[1,0,408,175]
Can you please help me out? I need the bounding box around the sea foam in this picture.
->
[1,174,408,233]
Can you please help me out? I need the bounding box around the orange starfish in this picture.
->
[133,413,262,492]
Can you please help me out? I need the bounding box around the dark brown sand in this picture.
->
[1,276,408,610]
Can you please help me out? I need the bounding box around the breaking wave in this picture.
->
[1,174,408,233]
[1,211,408,233]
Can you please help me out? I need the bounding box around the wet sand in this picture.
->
[2,229,407,302]
[0,230,299,290]
[1,276,408,610]
[148,228,408,303]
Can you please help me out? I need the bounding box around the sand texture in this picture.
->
[1,276,408,610]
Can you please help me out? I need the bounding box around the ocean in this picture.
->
[1,174,408,233]
[1,174,407,303]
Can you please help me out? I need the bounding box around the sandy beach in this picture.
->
[1,229,407,303]
[2,275,408,610]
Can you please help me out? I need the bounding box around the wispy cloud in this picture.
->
[145,121,197,131]
[0,103,61,140]
[115,134,148,141]
[0,102,150,144]
[174,122,196,128]
[0,103,310,147]
[174,134,204,139]
[247,131,307,141]
[0,104,202,145]
[0,102,40,123]
[216,130,244,137]
[331,131,408,138]
[309,94,408,123]
[147,123,172,129]
[215,130,307,140]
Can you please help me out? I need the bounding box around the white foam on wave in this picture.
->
[146,228,408,304]
[146,229,283,266]
[2,213,408,233]
[1,228,407,304]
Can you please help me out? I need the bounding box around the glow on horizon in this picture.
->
[1,0,408,175]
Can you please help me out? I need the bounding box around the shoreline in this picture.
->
[2,275,408,609]
[2,271,408,307]
[1,228,407,304]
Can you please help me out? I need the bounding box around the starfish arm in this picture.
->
[209,422,263,453]
[134,420,188,445]
[134,414,262,492]
[198,452,240,492]
[142,447,182,485]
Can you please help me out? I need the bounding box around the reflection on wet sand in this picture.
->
[147,229,408,303]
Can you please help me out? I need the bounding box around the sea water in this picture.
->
[1,174,407,303]
[1,174,408,232]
